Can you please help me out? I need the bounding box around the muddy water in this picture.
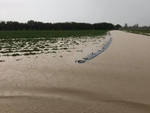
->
[0,31,150,113]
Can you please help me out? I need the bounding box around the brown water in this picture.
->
[0,31,150,113]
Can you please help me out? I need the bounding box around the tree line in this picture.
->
[0,20,121,31]
[123,23,150,30]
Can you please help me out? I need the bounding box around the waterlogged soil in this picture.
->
[0,36,106,58]
[0,31,150,113]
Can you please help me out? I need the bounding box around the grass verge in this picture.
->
[125,29,150,36]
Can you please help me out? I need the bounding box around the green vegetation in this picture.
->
[0,30,107,39]
[126,29,150,36]
[122,24,150,36]
[0,30,107,57]
[0,21,118,31]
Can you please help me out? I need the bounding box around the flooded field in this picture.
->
[0,31,150,113]
[0,35,111,63]
[0,30,107,57]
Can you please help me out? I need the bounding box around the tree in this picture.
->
[0,21,117,31]
[115,24,122,30]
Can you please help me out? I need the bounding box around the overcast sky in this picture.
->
[0,0,149,26]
